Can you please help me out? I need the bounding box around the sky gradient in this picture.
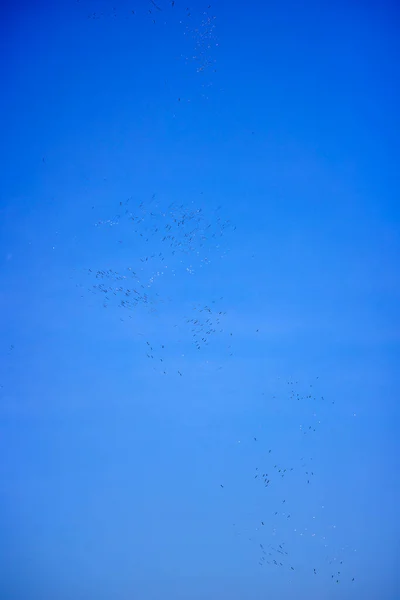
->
[1,1,399,599]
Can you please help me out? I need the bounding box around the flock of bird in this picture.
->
[86,193,234,330]
[219,430,357,585]
[82,0,218,90]
[0,3,363,596]
[74,1,359,591]
[81,195,235,378]
[86,192,357,588]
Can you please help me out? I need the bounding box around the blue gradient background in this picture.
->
[0,1,399,599]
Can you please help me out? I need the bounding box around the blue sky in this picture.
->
[0,0,399,598]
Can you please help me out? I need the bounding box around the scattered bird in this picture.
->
[85,115,348,590]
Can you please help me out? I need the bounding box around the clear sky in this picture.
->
[1,0,399,598]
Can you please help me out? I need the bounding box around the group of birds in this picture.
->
[77,3,358,591]
[82,0,218,83]
[96,195,234,258]
[87,198,358,586]
[84,193,360,589]
[217,397,357,586]
[83,194,237,380]
[88,193,233,329]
